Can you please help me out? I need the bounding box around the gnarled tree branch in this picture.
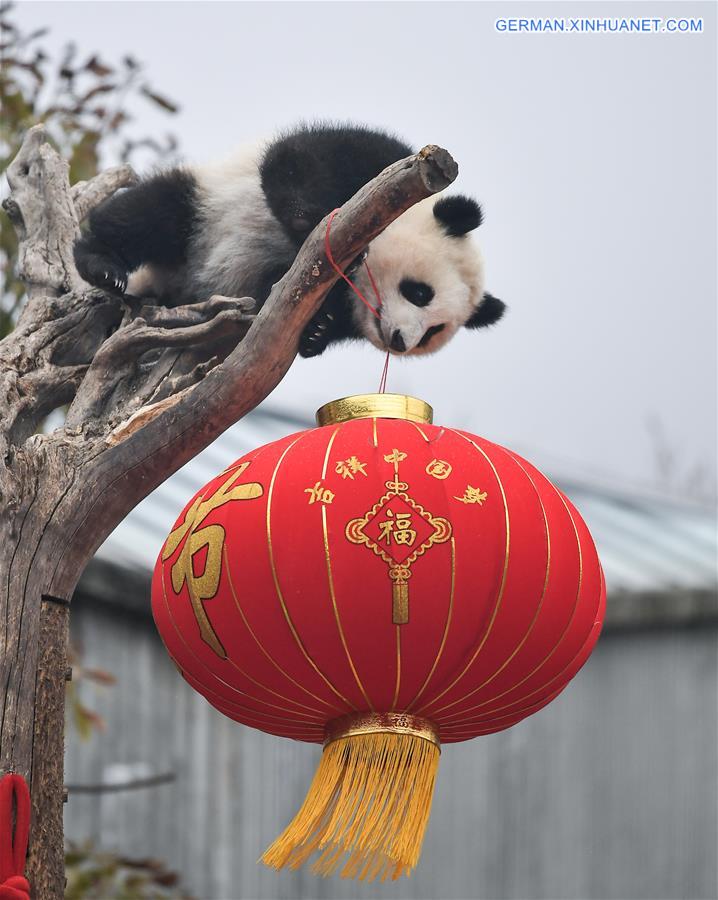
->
[65,298,257,426]
[71,163,138,222]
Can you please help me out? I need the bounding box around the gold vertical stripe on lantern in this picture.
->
[261,713,440,881]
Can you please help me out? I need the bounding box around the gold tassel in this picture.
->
[261,713,440,882]
[392,582,409,624]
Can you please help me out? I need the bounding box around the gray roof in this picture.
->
[96,405,717,599]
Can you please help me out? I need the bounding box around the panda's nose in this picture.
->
[390,330,406,353]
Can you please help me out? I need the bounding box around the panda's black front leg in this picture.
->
[299,278,358,358]
[74,168,198,297]
[300,302,342,358]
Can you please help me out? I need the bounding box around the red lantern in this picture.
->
[152,394,605,881]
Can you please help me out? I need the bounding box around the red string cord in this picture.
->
[378,351,390,393]
[324,209,381,319]
[0,774,31,900]
[324,208,391,392]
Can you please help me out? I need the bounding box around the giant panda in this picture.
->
[73,122,504,358]
[300,193,505,357]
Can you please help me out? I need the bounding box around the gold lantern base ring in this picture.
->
[261,712,441,882]
[324,711,441,749]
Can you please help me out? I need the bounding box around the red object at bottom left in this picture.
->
[0,774,30,900]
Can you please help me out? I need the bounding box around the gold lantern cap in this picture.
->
[316,393,433,426]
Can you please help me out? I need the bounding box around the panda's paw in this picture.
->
[299,310,334,358]
[93,263,128,295]
[108,272,128,293]
[75,251,129,295]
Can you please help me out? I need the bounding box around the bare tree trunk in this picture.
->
[29,600,69,892]
[0,126,457,897]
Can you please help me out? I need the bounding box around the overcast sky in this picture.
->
[15,0,717,501]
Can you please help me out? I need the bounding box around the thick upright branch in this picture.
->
[4,127,84,306]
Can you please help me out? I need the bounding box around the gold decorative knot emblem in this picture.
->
[346,449,451,624]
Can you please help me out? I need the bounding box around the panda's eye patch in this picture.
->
[399,279,434,307]
[418,324,445,347]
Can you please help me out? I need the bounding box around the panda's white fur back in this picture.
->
[128,143,295,304]
[189,144,294,301]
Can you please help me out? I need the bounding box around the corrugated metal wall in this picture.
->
[65,601,717,900]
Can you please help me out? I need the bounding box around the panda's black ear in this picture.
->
[433,195,483,237]
[465,292,506,329]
